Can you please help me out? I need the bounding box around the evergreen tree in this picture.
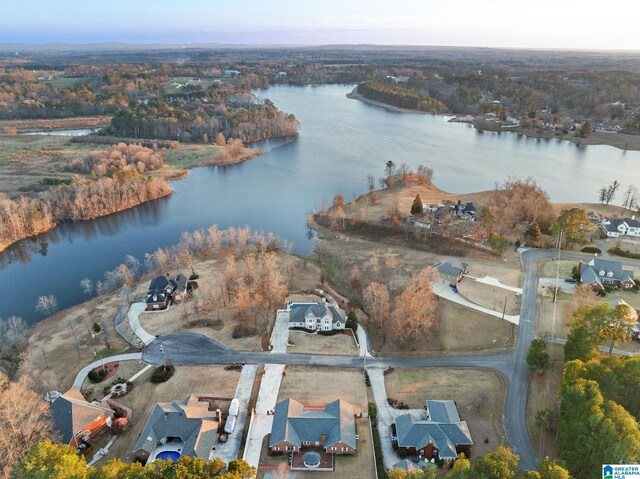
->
[527,337,551,373]
[564,325,598,362]
[411,194,424,215]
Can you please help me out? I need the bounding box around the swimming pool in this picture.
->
[155,450,181,461]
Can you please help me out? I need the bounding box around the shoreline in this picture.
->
[347,86,640,152]
[0,144,267,255]
[346,87,450,116]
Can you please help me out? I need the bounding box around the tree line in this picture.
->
[0,174,171,251]
[357,81,449,113]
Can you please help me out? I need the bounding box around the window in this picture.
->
[342,447,347,452]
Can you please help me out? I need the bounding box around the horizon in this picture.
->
[2,0,637,50]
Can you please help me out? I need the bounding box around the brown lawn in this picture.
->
[384,368,506,458]
[277,366,368,411]
[457,280,521,316]
[367,299,515,356]
[288,331,359,356]
[26,293,136,391]
[101,365,240,465]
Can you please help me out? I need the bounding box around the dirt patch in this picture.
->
[0,116,110,134]
[103,365,240,464]
[384,368,506,458]
[288,330,358,356]
[526,344,564,460]
[277,366,368,411]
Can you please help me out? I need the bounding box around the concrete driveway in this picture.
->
[367,368,402,469]
[127,302,156,345]
[211,364,258,465]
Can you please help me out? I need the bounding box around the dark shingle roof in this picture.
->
[395,402,472,460]
[580,259,634,284]
[133,395,219,459]
[50,389,114,444]
[289,303,345,325]
[270,398,356,449]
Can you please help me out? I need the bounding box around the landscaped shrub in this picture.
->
[150,365,175,383]
[232,324,255,338]
[98,368,107,378]
[92,322,101,333]
[581,246,602,254]
[88,370,102,383]
[608,247,640,260]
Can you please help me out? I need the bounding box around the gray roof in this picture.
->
[609,299,639,321]
[269,398,356,449]
[435,260,469,279]
[50,389,114,444]
[580,259,634,284]
[395,405,472,460]
[603,217,640,233]
[426,400,461,423]
[289,303,345,325]
[133,395,219,459]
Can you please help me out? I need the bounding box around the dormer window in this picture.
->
[607,271,614,277]
[599,269,605,276]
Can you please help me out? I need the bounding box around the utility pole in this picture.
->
[68,322,82,360]
[551,230,563,339]
[160,344,168,370]
[42,348,48,369]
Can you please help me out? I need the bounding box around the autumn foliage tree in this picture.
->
[389,267,437,347]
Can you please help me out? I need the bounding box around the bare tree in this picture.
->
[363,282,390,343]
[0,372,59,478]
[35,295,57,317]
[80,278,93,296]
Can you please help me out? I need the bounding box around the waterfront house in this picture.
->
[145,273,188,310]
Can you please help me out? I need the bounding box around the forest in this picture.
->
[357,81,448,113]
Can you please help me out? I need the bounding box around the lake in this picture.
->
[2,84,640,324]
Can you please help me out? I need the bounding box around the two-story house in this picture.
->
[601,217,640,238]
[287,301,346,332]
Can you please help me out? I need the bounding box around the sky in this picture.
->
[1,0,638,50]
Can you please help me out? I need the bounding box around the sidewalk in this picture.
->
[72,353,144,388]
[432,282,520,325]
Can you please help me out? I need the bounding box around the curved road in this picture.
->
[137,248,564,470]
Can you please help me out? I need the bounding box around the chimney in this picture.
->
[320,433,327,448]
[165,272,170,278]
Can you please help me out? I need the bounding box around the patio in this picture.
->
[291,447,334,472]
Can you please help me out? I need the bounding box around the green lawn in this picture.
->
[39,77,88,89]
[164,143,220,168]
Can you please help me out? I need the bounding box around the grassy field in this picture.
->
[288,331,359,356]
[163,77,221,95]
[164,143,220,169]
[384,368,506,458]
[102,365,240,464]
[38,77,88,89]
[525,344,564,460]
[0,135,96,197]
[539,259,577,278]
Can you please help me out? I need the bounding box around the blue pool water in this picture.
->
[156,451,181,461]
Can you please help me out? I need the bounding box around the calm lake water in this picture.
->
[3,84,640,324]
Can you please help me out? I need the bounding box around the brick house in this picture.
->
[269,398,357,455]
